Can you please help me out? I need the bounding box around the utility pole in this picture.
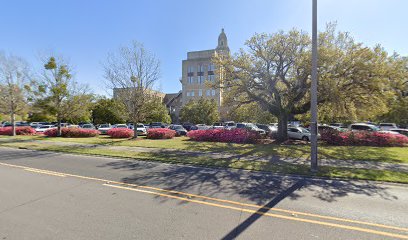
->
[310,0,318,172]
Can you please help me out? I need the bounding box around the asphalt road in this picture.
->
[0,147,407,240]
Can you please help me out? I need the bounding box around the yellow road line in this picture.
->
[24,168,66,177]
[0,161,407,234]
[103,183,408,240]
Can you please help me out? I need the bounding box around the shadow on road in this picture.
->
[221,179,306,240]
[99,159,398,204]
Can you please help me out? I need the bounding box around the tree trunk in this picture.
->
[57,119,62,137]
[276,112,288,142]
[10,113,16,136]
[133,121,138,139]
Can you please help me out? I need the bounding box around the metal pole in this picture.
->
[310,0,318,172]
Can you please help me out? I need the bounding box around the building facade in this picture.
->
[181,29,230,107]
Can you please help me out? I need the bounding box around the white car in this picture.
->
[389,128,408,136]
[379,123,398,131]
[196,124,210,130]
[114,124,129,129]
[224,121,236,130]
[136,124,147,136]
[35,125,55,133]
[98,124,112,134]
[287,127,312,141]
[349,123,380,132]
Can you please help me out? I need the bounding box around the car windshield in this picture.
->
[300,128,310,133]
[246,123,256,128]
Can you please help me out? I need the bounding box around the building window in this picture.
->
[197,64,204,73]
[206,90,211,96]
[212,89,216,96]
[188,76,194,84]
[198,75,204,84]
[198,89,202,96]
[208,74,215,82]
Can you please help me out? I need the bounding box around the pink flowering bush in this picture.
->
[107,128,134,138]
[0,126,36,136]
[147,128,176,139]
[187,128,261,144]
[321,129,408,147]
[44,128,100,138]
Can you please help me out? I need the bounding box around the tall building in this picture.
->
[181,29,230,107]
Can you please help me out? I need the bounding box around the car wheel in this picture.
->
[302,136,309,141]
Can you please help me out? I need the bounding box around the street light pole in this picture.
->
[310,0,318,172]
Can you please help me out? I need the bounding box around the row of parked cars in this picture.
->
[1,121,407,139]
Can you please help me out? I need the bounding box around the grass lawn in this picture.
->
[0,140,407,183]
[1,135,407,163]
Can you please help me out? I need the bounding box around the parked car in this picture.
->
[224,121,236,130]
[169,124,188,136]
[287,127,312,141]
[98,124,112,134]
[114,124,128,129]
[212,122,224,129]
[150,122,165,128]
[236,123,266,135]
[182,122,195,131]
[349,123,380,132]
[256,124,277,135]
[136,124,147,136]
[379,123,398,131]
[81,124,96,129]
[195,124,210,130]
[35,125,55,133]
[389,128,408,137]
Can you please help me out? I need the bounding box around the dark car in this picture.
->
[169,125,188,136]
[182,122,195,131]
[150,122,165,128]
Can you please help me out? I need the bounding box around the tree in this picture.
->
[39,56,92,136]
[180,98,219,125]
[103,41,161,138]
[226,102,277,124]
[91,98,127,125]
[0,52,32,136]
[215,24,397,141]
[145,97,171,124]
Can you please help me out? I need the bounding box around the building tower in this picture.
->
[216,28,230,53]
[181,29,230,120]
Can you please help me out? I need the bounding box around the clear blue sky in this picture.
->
[1,0,407,96]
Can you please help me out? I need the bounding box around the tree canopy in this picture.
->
[180,98,219,125]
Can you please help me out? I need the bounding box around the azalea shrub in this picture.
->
[107,128,134,138]
[44,128,100,138]
[0,126,36,136]
[147,128,176,139]
[187,128,261,144]
[320,129,408,147]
